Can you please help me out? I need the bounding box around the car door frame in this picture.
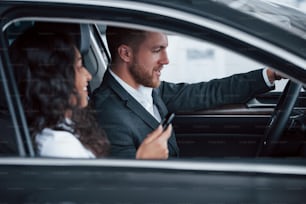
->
[1,0,306,158]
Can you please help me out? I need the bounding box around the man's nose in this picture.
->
[160,51,169,65]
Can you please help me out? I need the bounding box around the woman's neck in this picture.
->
[65,110,72,119]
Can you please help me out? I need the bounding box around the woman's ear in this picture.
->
[117,44,133,62]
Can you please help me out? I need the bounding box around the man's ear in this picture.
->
[118,45,133,62]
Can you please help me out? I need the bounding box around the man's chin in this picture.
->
[152,80,161,88]
[142,78,160,88]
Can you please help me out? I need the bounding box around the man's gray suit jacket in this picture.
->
[92,69,272,158]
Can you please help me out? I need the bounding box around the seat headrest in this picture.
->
[34,22,90,55]
[79,24,91,55]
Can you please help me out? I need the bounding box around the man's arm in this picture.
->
[159,69,273,112]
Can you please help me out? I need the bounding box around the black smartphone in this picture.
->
[161,113,175,130]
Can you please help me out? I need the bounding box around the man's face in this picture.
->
[129,32,169,88]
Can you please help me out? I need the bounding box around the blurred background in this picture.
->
[161,0,306,91]
[271,0,306,12]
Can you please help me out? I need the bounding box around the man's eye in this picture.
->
[153,49,161,53]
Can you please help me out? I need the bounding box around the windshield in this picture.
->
[214,0,306,39]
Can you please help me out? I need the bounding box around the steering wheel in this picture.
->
[257,80,302,156]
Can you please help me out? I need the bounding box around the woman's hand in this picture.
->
[136,125,172,160]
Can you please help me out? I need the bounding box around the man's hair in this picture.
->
[106,26,147,62]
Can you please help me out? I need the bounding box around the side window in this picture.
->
[161,35,287,92]
[0,65,18,156]
[5,21,34,45]
[1,20,36,157]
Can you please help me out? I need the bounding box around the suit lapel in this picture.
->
[125,100,160,129]
[153,87,179,156]
[152,89,168,119]
[103,70,179,156]
[104,70,160,129]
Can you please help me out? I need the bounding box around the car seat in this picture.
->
[34,22,91,55]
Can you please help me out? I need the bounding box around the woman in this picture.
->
[9,25,171,159]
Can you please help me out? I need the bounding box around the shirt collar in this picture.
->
[109,69,153,105]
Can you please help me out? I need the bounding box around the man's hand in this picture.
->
[136,125,172,160]
[267,68,284,83]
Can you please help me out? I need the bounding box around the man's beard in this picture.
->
[129,62,160,88]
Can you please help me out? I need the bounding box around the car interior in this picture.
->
[1,1,306,203]
[2,19,306,159]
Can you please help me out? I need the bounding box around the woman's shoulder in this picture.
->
[36,128,95,158]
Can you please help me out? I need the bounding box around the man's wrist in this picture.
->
[262,68,275,87]
[266,68,276,83]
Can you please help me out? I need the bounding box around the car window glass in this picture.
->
[5,21,34,45]
[0,68,18,156]
[161,35,287,92]
[97,26,287,92]
[1,21,39,157]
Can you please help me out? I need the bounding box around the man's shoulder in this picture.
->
[91,85,114,105]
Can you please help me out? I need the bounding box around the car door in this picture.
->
[0,1,306,203]
[2,0,306,159]
[1,158,306,204]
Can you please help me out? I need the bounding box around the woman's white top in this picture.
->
[36,128,95,158]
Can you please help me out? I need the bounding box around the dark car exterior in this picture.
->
[0,0,306,203]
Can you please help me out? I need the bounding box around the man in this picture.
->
[92,26,281,158]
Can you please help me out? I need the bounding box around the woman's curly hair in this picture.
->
[9,25,109,157]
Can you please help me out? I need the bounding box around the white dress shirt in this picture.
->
[109,69,161,121]
[36,120,95,158]
[263,68,275,87]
